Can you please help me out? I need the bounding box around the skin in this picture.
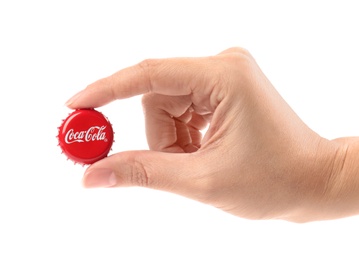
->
[66,47,359,223]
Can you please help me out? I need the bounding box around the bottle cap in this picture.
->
[57,109,114,165]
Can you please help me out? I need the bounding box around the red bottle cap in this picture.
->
[57,109,114,165]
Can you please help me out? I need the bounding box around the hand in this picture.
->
[66,47,352,222]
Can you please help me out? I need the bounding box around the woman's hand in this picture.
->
[66,47,357,222]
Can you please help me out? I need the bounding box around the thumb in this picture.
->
[82,150,203,197]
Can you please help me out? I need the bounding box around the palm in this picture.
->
[142,93,209,153]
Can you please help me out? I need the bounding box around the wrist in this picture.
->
[298,136,359,222]
[326,137,359,219]
[285,136,353,222]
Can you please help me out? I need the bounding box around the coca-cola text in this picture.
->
[65,126,107,144]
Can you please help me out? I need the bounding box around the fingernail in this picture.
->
[65,90,84,106]
[83,169,117,188]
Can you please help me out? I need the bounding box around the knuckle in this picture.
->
[138,58,152,72]
[219,46,251,58]
[129,155,150,187]
[141,93,156,108]
[226,46,250,55]
[138,58,157,67]
[132,161,149,187]
[137,58,160,93]
[219,47,253,66]
[235,46,251,56]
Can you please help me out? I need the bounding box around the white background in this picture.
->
[1,1,359,259]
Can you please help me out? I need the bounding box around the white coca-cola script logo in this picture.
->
[65,126,107,144]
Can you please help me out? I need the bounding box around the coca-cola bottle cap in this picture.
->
[57,109,114,165]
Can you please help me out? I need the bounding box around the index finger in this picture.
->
[66,57,219,109]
